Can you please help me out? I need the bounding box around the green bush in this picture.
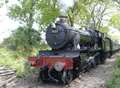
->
[0,48,38,77]
[116,56,120,68]
[107,56,120,88]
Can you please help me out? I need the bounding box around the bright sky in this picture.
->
[0,0,19,43]
[59,0,74,12]
[0,0,120,43]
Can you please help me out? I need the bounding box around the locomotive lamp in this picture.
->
[51,23,58,33]
[54,62,65,71]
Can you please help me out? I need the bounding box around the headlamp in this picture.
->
[54,62,65,71]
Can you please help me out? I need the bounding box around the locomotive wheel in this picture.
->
[100,58,106,64]
[38,69,49,82]
[91,59,97,68]
[94,53,101,65]
[100,54,106,64]
[98,51,106,64]
[62,70,73,84]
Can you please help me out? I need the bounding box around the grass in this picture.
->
[107,55,120,88]
[0,48,37,77]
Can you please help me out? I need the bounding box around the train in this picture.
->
[28,16,120,84]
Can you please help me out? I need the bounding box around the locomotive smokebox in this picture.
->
[46,17,99,50]
[46,22,70,49]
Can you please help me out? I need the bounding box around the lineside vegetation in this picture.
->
[107,55,120,88]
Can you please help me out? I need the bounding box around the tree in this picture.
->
[88,0,108,29]
[67,0,91,27]
[2,27,41,55]
[7,0,61,55]
[109,13,120,29]
[8,0,39,54]
[66,0,112,32]
[35,0,60,26]
[109,0,120,29]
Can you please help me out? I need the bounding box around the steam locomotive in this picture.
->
[28,16,120,84]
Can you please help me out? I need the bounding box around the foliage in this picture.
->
[109,0,120,30]
[0,47,40,77]
[35,0,60,26]
[2,27,41,56]
[6,0,61,55]
[8,0,38,55]
[109,13,120,29]
[0,48,26,77]
[9,0,35,25]
[99,26,109,33]
[9,0,60,28]
[107,55,120,88]
[67,0,91,26]
[66,0,111,30]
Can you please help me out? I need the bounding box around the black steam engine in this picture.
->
[28,16,120,84]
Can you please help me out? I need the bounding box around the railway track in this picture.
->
[0,66,17,88]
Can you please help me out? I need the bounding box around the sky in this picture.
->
[0,0,19,43]
[0,0,120,43]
